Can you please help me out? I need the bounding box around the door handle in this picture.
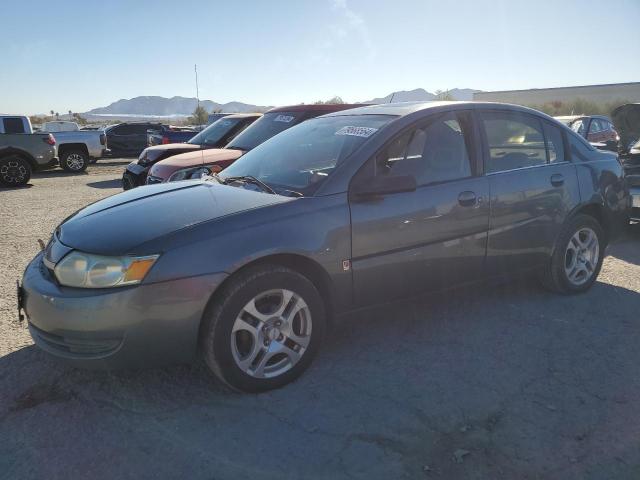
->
[458,191,477,207]
[551,174,565,187]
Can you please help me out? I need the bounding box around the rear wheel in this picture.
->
[200,265,326,393]
[60,149,89,172]
[0,155,31,187]
[540,214,605,294]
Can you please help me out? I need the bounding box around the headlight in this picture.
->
[54,252,159,288]
[168,166,211,182]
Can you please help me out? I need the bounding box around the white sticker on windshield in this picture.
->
[274,114,295,123]
[335,126,378,138]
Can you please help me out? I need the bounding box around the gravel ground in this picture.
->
[1,161,639,479]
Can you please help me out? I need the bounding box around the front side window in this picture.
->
[480,111,546,173]
[571,119,586,137]
[371,112,473,185]
[3,118,25,134]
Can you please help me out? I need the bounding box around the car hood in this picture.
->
[612,104,640,152]
[158,148,244,167]
[143,143,201,162]
[57,180,292,255]
[148,148,244,179]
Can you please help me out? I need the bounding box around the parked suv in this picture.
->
[145,104,362,184]
[105,122,165,157]
[20,102,629,392]
[122,114,261,190]
[0,115,57,186]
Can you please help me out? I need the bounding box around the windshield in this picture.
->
[220,114,394,196]
[225,111,305,151]
[188,117,242,146]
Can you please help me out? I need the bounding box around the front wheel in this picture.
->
[60,150,89,172]
[200,265,326,393]
[0,155,31,187]
[540,214,605,294]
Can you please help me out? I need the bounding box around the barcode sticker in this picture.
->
[274,115,295,123]
[335,126,378,138]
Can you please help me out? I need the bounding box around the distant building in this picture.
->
[473,82,640,106]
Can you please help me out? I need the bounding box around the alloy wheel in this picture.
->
[231,289,312,379]
[65,153,85,171]
[0,160,28,184]
[564,227,599,286]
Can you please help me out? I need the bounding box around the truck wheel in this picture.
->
[539,214,605,294]
[0,155,32,187]
[200,265,326,393]
[60,150,89,172]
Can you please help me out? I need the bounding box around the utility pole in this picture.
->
[194,64,200,107]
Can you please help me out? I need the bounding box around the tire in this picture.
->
[0,155,32,187]
[200,265,326,393]
[539,214,605,294]
[60,149,89,172]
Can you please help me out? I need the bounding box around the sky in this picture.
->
[1,0,639,114]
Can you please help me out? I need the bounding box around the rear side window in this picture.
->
[567,132,595,161]
[373,112,473,185]
[543,123,565,163]
[111,125,133,135]
[133,124,153,134]
[3,117,25,134]
[480,111,546,173]
[588,118,604,134]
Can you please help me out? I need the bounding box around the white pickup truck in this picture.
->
[39,120,108,170]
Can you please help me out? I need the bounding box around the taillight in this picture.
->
[99,133,106,146]
[43,134,56,146]
[161,136,170,144]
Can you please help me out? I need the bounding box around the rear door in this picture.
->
[107,124,136,155]
[349,110,490,305]
[132,124,154,154]
[479,110,580,276]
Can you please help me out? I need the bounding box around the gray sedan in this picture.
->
[20,102,630,392]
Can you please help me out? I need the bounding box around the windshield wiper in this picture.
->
[223,175,276,194]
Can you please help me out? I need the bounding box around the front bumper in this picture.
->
[21,253,227,369]
[122,163,149,190]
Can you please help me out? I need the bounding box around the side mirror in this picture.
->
[351,175,417,199]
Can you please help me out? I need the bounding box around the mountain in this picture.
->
[83,88,482,119]
[86,96,267,116]
[363,88,481,104]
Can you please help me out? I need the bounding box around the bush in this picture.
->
[528,97,630,118]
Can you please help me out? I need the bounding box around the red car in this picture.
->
[145,103,362,184]
[559,115,619,149]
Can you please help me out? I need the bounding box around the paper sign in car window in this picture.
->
[335,126,378,138]
[274,115,295,123]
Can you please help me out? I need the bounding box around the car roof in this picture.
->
[219,113,263,119]
[322,100,554,118]
[266,103,364,114]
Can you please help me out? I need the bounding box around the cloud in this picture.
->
[329,0,376,61]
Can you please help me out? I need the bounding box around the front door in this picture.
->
[349,111,490,306]
[478,110,581,276]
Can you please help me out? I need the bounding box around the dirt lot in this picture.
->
[1,161,639,479]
